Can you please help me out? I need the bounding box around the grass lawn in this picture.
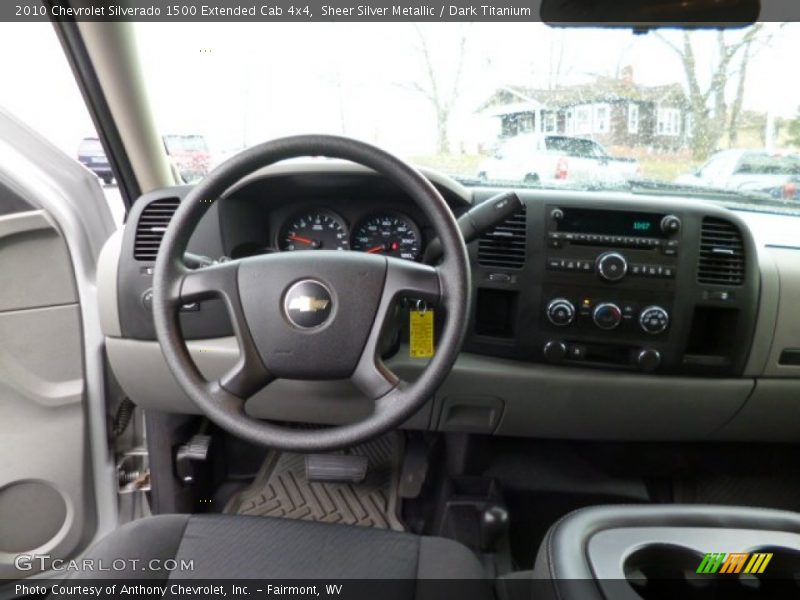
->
[410,154,484,179]
[411,150,702,183]
[638,156,700,181]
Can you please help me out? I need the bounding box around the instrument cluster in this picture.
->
[277,209,423,261]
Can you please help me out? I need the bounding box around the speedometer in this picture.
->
[351,213,422,261]
[279,210,349,252]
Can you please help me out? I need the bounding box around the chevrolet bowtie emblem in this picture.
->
[283,280,333,329]
[287,296,330,313]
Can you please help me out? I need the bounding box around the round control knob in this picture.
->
[543,340,567,363]
[550,208,564,221]
[661,214,681,235]
[546,298,575,326]
[141,288,153,311]
[593,302,622,330]
[596,252,628,282]
[636,348,661,372]
[639,305,670,335]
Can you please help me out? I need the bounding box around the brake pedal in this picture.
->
[305,454,368,483]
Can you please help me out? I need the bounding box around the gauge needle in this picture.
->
[366,245,385,254]
[289,235,314,245]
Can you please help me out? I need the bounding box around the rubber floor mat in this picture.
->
[224,433,405,531]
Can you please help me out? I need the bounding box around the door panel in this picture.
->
[0,210,89,577]
[0,111,117,579]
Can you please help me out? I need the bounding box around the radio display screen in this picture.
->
[556,208,667,238]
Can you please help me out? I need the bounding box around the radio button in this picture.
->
[593,302,623,330]
[596,252,628,282]
[547,298,576,326]
[629,263,644,276]
[661,215,681,235]
[547,257,562,270]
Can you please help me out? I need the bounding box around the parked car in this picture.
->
[77,136,113,184]
[477,134,640,185]
[677,149,800,200]
[163,133,212,183]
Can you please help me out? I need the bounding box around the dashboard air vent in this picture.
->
[697,217,745,285]
[477,205,527,269]
[134,197,180,261]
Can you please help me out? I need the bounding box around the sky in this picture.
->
[0,22,797,159]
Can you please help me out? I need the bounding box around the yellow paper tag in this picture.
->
[409,310,434,358]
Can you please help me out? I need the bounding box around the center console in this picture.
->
[531,505,800,600]
[466,192,760,376]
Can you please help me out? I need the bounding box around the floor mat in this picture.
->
[224,433,405,531]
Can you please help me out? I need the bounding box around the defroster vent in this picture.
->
[697,217,745,285]
[477,205,527,269]
[133,197,180,261]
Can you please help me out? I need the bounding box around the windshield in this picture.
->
[734,152,800,175]
[134,22,800,213]
[163,134,208,154]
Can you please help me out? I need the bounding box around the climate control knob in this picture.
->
[596,252,628,282]
[639,305,670,334]
[546,298,575,326]
[593,302,622,330]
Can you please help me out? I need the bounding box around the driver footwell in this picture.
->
[223,433,405,531]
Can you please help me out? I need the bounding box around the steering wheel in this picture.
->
[152,135,470,451]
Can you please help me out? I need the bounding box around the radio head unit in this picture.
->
[551,207,681,239]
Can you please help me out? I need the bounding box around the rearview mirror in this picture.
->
[541,0,760,28]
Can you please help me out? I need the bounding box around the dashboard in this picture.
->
[99,161,800,442]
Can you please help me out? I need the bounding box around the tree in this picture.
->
[407,25,469,154]
[656,25,766,160]
[786,106,800,148]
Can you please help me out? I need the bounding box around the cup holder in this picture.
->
[624,544,713,599]
[623,544,800,599]
[744,546,800,595]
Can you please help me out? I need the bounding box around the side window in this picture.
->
[0,24,123,225]
[587,141,608,158]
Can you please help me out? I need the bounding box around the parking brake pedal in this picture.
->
[175,434,211,484]
[305,454,368,483]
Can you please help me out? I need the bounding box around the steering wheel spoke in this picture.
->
[350,258,441,401]
[179,260,274,399]
[384,257,441,305]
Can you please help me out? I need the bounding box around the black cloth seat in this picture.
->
[78,514,487,589]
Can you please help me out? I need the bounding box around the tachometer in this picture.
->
[351,213,422,261]
[279,210,349,252]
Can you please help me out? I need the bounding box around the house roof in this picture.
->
[478,77,687,114]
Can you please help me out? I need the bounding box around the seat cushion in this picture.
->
[78,514,487,586]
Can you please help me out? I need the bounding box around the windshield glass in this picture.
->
[734,152,800,175]
[163,134,208,154]
[134,22,800,213]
